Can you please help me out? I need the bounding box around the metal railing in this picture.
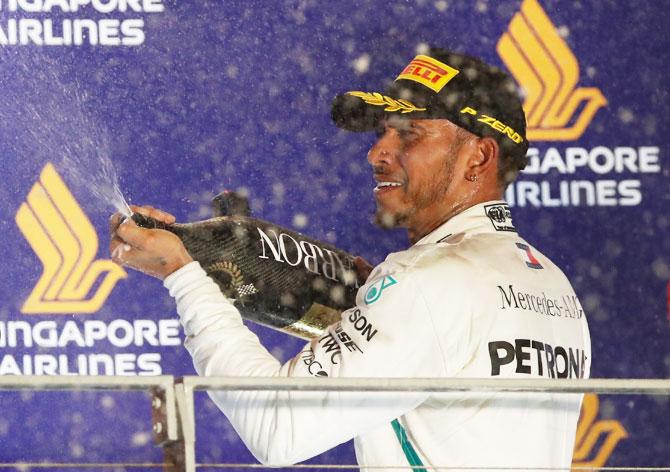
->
[0,375,177,469]
[0,376,668,471]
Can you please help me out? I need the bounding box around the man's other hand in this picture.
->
[354,256,373,284]
[110,205,194,280]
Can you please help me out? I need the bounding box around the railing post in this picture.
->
[152,382,183,471]
[158,380,197,472]
[151,384,179,445]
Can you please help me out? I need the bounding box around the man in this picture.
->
[111,48,591,470]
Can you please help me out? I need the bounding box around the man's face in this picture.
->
[368,116,473,233]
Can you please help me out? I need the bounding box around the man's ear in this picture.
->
[469,136,499,173]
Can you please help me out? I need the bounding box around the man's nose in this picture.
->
[367,133,397,166]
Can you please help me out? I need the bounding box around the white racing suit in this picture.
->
[164,201,591,470]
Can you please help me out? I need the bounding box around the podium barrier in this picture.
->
[0,376,668,471]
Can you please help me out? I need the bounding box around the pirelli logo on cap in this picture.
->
[396,55,459,93]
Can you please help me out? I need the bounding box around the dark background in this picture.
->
[0,0,668,468]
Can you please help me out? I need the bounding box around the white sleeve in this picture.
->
[164,261,443,466]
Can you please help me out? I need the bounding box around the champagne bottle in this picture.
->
[131,192,359,339]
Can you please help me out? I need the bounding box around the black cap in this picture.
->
[332,48,529,163]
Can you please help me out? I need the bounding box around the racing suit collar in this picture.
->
[415,200,516,246]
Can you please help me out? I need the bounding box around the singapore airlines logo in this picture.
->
[497,0,607,141]
[15,163,126,314]
[572,394,627,469]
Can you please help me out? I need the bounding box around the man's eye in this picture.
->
[397,128,416,139]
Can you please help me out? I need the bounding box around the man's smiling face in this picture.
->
[367,116,476,240]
